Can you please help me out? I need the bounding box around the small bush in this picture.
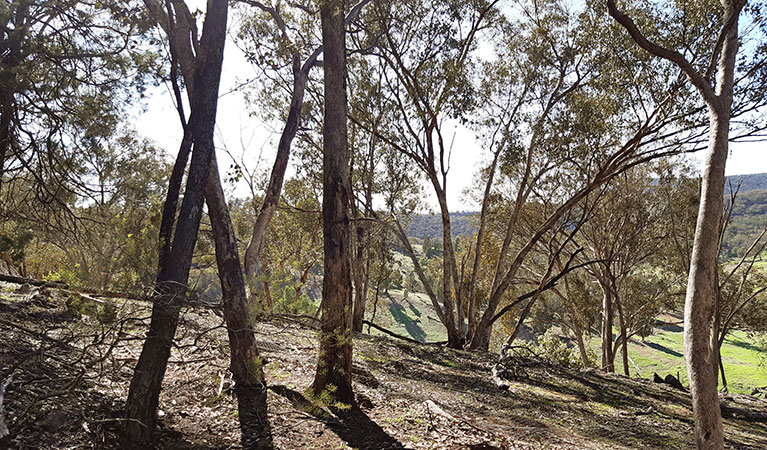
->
[525,329,581,368]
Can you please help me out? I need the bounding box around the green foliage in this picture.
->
[273,283,316,316]
[0,227,33,265]
[525,329,581,369]
[44,268,82,287]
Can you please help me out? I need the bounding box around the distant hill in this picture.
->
[722,187,767,257]
[403,173,767,249]
[405,212,477,240]
[726,173,767,192]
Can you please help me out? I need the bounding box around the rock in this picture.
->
[664,374,686,391]
[16,284,32,294]
[39,410,76,432]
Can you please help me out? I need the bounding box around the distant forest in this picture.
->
[405,211,477,240]
[407,173,767,256]
[727,172,767,192]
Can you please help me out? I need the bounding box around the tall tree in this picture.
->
[606,1,765,447]
[361,0,699,351]
[312,0,354,403]
[128,1,273,446]
[607,0,764,449]
[238,0,371,303]
[124,2,240,444]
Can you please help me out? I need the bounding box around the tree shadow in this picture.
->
[726,336,764,353]
[389,301,426,342]
[644,341,683,357]
[269,385,405,449]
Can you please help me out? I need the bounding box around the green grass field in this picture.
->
[602,326,767,394]
[368,287,767,394]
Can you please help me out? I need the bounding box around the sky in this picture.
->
[134,8,767,214]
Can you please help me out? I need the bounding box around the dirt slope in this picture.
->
[1,281,766,449]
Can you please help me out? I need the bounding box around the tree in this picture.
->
[125,4,273,448]
[606,0,767,447]
[579,165,673,374]
[312,0,354,404]
[360,0,701,351]
[237,0,371,306]
[0,1,153,201]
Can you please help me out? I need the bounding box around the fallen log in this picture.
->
[721,403,767,422]
[362,320,446,346]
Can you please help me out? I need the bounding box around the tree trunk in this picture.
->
[206,154,272,448]
[684,104,729,450]
[243,68,309,292]
[124,3,229,443]
[0,89,14,186]
[312,0,354,404]
[573,317,590,369]
[606,1,746,446]
[615,298,630,377]
[684,8,741,441]
[601,285,614,373]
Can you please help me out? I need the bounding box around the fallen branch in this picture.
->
[721,404,767,422]
[0,274,64,289]
[0,374,13,439]
[0,274,215,308]
[362,320,446,346]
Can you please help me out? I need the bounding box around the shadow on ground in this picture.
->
[270,384,406,450]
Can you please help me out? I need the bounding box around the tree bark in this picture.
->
[243,68,309,290]
[601,284,614,373]
[312,0,354,404]
[124,2,229,443]
[615,297,630,376]
[684,7,741,445]
[206,154,272,448]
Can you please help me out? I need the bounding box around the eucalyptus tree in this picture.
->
[236,0,371,302]
[125,3,272,447]
[312,0,354,404]
[360,0,701,351]
[578,165,674,374]
[606,0,767,446]
[0,1,156,239]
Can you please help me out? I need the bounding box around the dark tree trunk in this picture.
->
[206,154,272,449]
[615,298,630,377]
[312,0,354,404]
[0,89,13,185]
[124,3,229,444]
[601,285,614,373]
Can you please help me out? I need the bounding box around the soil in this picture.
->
[1,281,766,449]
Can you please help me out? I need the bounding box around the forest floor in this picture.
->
[2,281,767,449]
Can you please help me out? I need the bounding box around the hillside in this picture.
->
[403,173,767,244]
[722,188,767,257]
[727,173,767,192]
[405,212,476,240]
[2,281,767,449]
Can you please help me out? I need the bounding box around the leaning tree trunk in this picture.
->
[312,0,354,404]
[124,3,228,443]
[243,68,309,295]
[206,154,272,448]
